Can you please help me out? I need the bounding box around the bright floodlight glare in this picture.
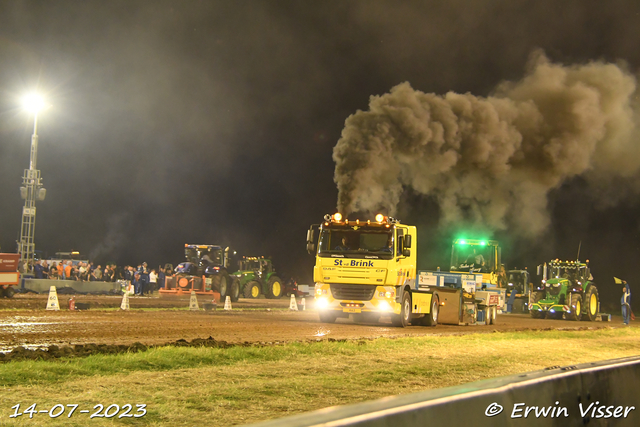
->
[375,213,384,222]
[333,212,342,221]
[22,93,45,113]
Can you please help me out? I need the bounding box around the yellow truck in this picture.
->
[306,214,502,327]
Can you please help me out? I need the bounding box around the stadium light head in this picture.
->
[21,93,45,113]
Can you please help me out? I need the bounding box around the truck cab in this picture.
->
[307,213,436,327]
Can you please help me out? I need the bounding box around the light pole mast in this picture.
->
[18,94,46,273]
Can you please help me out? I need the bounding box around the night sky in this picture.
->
[1,1,639,309]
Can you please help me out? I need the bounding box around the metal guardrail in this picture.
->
[246,356,640,427]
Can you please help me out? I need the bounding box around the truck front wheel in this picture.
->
[319,311,338,323]
[392,291,411,328]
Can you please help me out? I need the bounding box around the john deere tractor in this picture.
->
[231,257,284,299]
[530,260,599,321]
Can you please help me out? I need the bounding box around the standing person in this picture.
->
[50,262,59,280]
[64,261,72,280]
[34,260,45,279]
[622,280,632,325]
[94,265,103,281]
[56,262,64,279]
[149,269,158,294]
[78,262,87,281]
[138,262,150,295]
[157,266,166,290]
[133,272,142,296]
[41,260,50,278]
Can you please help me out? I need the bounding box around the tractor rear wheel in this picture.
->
[229,278,240,302]
[217,272,230,300]
[513,299,525,313]
[5,287,15,298]
[266,276,284,299]
[581,285,599,321]
[568,294,582,321]
[391,291,411,328]
[244,281,261,299]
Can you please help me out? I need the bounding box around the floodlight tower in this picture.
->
[17,93,46,273]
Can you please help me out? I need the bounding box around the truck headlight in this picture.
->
[316,288,327,296]
[378,301,391,312]
[316,298,328,309]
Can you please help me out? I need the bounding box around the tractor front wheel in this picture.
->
[531,309,545,319]
[244,281,261,299]
[266,276,284,299]
[581,285,599,321]
[568,294,582,321]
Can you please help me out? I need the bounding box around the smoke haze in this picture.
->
[333,50,640,237]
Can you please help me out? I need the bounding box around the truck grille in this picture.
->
[330,284,376,301]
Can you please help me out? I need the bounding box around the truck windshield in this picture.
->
[318,228,394,259]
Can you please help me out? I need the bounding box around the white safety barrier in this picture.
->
[244,356,640,427]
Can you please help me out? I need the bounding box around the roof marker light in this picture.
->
[375,214,384,222]
[333,213,342,221]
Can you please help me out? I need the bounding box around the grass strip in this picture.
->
[0,327,638,426]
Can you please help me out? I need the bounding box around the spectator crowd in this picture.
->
[30,260,173,296]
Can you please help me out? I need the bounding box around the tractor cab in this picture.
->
[184,245,223,268]
[539,260,591,291]
[507,270,530,295]
[238,257,273,279]
[450,239,501,275]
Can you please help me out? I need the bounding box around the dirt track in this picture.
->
[0,293,626,354]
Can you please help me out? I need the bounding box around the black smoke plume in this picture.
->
[333,50,640,237]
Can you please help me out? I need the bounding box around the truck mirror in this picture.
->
[306,242,315,254]
[306,228,315,244]
[404,235,412,249]
[402,249,411,257]
[537,265,542,276]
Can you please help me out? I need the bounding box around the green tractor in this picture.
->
[530,260,599,321]
[231,257,284,299]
